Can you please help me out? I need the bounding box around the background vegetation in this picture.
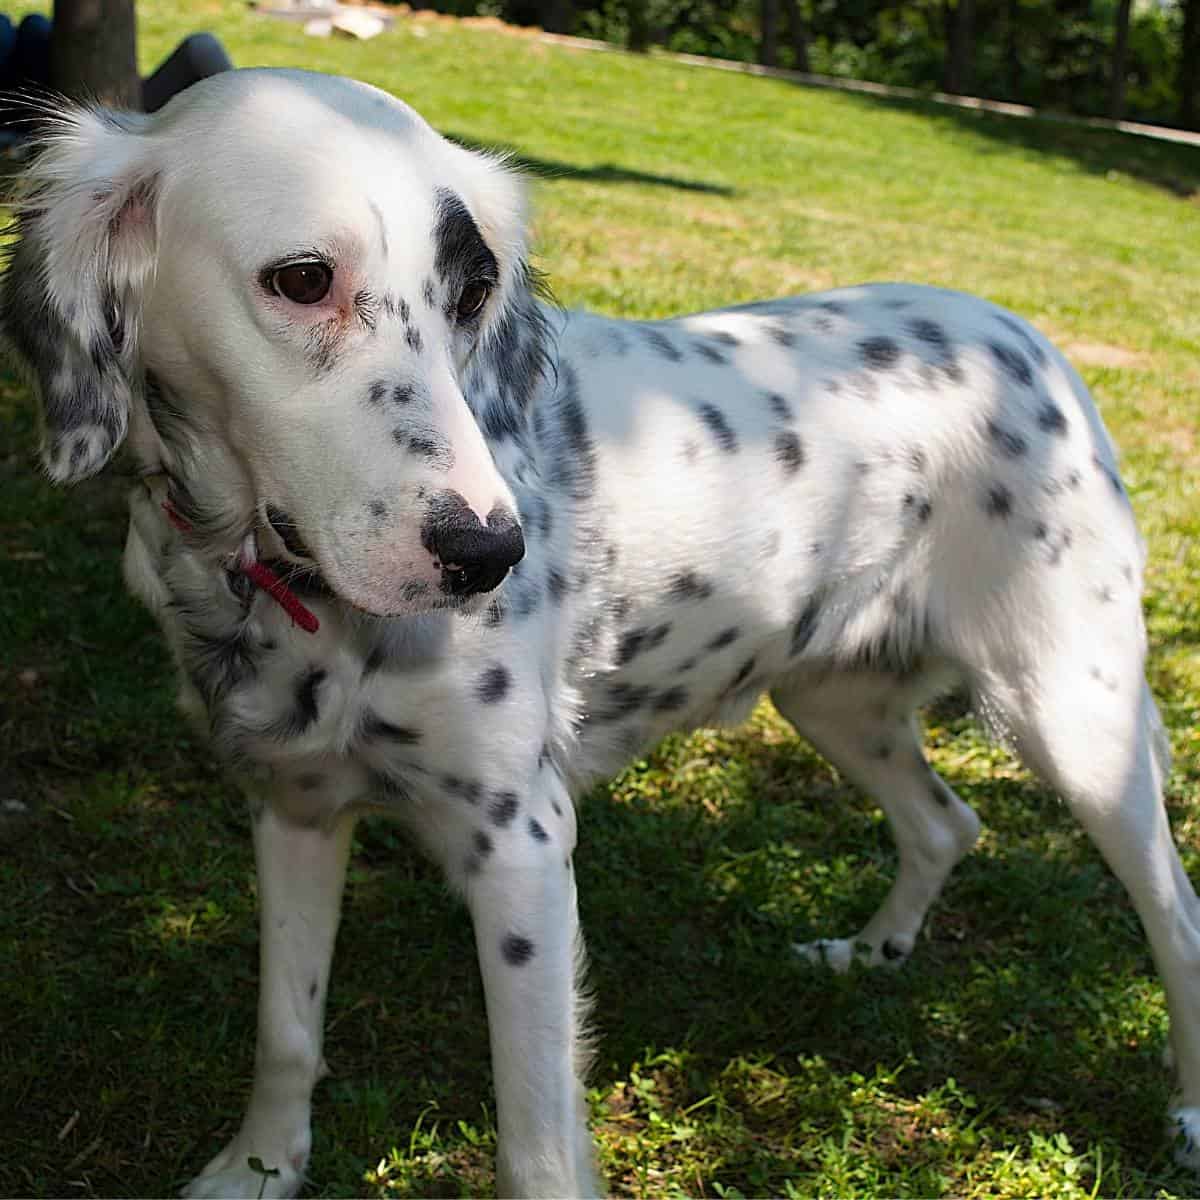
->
[1,0,1199,1195]
[484,0,1190,127]
[451,0,1200,131]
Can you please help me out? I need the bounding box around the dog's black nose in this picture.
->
[422,492,524,597]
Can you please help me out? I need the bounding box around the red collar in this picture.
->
[161,500,320,634]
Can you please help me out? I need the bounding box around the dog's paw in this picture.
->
[182,1148,304,1199]
[793,935,912,972]
[1170,1105,1200,1169]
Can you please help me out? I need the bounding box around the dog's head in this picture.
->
[3,68,533,616]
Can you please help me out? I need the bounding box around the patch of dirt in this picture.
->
[1063,340,1145,369]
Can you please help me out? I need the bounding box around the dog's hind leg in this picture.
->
[772,669,982,971]
[970,610,1200,1165]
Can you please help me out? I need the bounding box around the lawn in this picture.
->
[1,1,1199,1196]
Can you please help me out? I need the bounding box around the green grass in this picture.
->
[1,1,1199,1195]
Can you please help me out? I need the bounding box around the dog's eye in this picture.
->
[271,262,333,305]
[456,281,491,321]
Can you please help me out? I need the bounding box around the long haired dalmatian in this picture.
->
[4,66,1198,1198]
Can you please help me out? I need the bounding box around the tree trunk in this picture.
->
[541,0,574,35]
[51,0,140,109]
[1182,0,1200,129]
[780,0,810,73]
[1002,0,1020,99]
[760,0,779,67]
[1107,0,1132,119]
[944,0,976,96]
[626,0,650,52]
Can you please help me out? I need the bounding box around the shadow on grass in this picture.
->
[0,716,1188,1195]
[448,132,736,195]
[826,88,1200,200]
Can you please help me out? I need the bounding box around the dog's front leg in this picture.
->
[184,803,355,1199]
[460,771,598,1198]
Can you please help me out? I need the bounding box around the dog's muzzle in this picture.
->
[422,491,525,598]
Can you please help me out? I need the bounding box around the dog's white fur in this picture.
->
[5,68,1200,1197]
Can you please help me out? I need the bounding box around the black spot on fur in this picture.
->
[985,484,1013,518]
[668,571,713,602]
[360,712,421,744]
[859,336,902,370]
[989,341,1033,387]
[792,597,820,662]
[653,686,689,713]
[697,403,737,453]
[545,364,596,501]
[774,431,804,475]
[642,326,683,362]
[694,339,728,365]
[501,933,535,965]
[707,627,740,651]
[601,682,652,721]
[465,829,493,874]
[986,419,1028,458]
[444,774,483,805]
[616,622,671,666]
[907,318,949,353]
[791,595,821,656]
[547,568,568,602]
[490,791,519,827]
[478,663,511,703]
[528,816,549,842]
[1037,403,1068,435]
[881,939,906,961]
[406,433,453,467]
[765,392,792,422]
[731,656,755,688]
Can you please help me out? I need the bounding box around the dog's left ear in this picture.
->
[439,138,530,304]
[2,106,161,482]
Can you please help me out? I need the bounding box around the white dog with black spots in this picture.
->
[4,67,1198,1198]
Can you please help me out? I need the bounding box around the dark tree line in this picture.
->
[494,0,1200,129]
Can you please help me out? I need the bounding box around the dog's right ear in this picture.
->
[2,106,160,482]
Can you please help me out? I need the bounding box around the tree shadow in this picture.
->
[824,87,1200,199]
[447,131,735,195]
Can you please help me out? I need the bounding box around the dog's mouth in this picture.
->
[242,530,497,627]
[253,495,522,622]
